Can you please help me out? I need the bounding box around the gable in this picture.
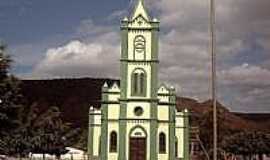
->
[158,84,170,94]
[129,15,152,28]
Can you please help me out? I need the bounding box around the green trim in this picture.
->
[158,102,177,105]
[169,89,176,160]
[119,26,128,160]
[101,101,120,104]
[184,110,190,160]
[127,28,159,31]
[89,113,102,116]
[151,28,159,63]
[150,102,158,160]
[158,93,174,96]
[119,98,159,102]
[151,28,158,98]
[175,126,187,129]
[102,91,120,94]
[118,102,127,160]
[100,93,109,160]
[175,114,186,117]
[87,108,94,156]
[120,26,128,98]
[120,59,159,63]
[89,124,102,127]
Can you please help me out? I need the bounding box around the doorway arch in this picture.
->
[129,126,147,160]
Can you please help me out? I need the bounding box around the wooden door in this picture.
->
[129,138,146,160]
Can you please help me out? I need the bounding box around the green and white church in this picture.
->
[88,0,189,160]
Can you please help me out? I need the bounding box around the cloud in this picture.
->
[220,63,270,86]
[75,19,115,39]
[147,0,270,112]
[218,63,270,112]
[32,39,119,79]
[25,0,270,112]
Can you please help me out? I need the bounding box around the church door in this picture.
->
[129,138,146,160]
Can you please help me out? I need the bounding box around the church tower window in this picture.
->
[110,131,117,152]
[140,72,145,94]
[134,35,146,59]
[159,132,166,153]
[131,69,146,96]
[133,73,138,94]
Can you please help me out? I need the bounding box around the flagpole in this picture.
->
[209,0,217,159]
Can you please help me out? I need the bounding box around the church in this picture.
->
[88,0,189,160]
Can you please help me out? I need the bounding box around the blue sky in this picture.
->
[1,0,270,112]
[0,0,127,44]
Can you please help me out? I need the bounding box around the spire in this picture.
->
[131,0,150,21]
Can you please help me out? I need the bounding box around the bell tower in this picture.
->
[120,0,160,99]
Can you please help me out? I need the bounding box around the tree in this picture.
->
[198,101,239,160]
[0,44,23,155]
[221,131,270,160]
[18,104,81,159]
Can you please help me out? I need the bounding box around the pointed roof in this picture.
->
[131,0,150,21]
[103,82,108,88]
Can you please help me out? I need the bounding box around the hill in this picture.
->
[20,78,270,131]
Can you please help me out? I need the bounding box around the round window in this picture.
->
[134,106,143,116]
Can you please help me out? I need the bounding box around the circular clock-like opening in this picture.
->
[134,106,143,116]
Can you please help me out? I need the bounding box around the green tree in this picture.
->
[18,104,81,159]
[0,44,23,155]
[198,101,236,159]
[0,43,81,158]
[221,131,270,160]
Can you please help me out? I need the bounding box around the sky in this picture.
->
[0,0,270,113]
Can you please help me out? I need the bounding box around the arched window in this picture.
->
[159,132,166,153]
[133,73,138,94]
[134,35,146,59]
[131,69,146,96]
[110,131,117,152]
[140,73,145,94]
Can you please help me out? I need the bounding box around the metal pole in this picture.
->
[197,135,210,160]
[209,0,217,159]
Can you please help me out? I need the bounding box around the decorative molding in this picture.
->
[119,98,159,102]
[100,92,109,160]
[158,102,177,106]
[102,90,120,94]
[101,101,120,104]
[120,59,159,63]
[89,124,102,127]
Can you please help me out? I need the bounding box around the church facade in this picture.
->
[88,0,189,160]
